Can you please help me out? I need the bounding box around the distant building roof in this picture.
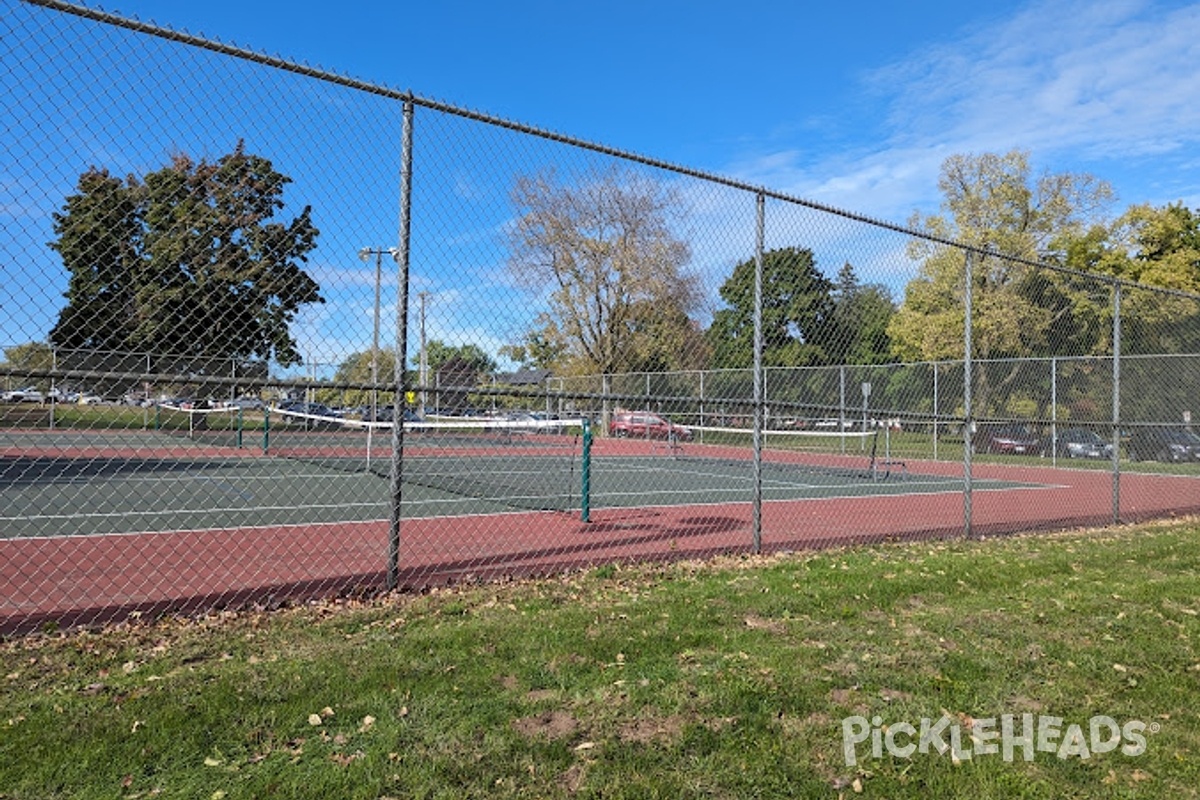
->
[495,368,552,386]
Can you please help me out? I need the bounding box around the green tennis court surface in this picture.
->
[0,429,1040,539]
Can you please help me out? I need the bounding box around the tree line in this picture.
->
[19,145,1200,413]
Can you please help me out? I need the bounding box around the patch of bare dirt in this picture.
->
[617,714,684,744]
[512,710,578,740]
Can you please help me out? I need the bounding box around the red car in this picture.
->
[608,411,692,441]
[973,424,1043,456]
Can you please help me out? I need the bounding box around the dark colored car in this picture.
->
[276,401,342,429]
[974,424,1043,456]
[1055,428,1114,460]
[277,400,340,416]
[360,406,422,424]
[1126,427,1200,462]
[609,411,692,441]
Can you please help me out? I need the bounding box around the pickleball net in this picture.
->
[265,407,592,514]
[658,424,906,481]
[156,404,249,450]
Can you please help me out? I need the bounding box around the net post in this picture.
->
[262,407,270,455]
[581,417,592,523]
[154,403,160,430]
[237,407,243,449]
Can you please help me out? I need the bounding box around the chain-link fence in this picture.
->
[3,0,1200,632]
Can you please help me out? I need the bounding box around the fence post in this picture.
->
[1051,356,1058,467]
[932,361,939,461]
[1111,282,1122,524]
[752,192,765,554]
[963,251,974,539]
[387,99,415,591]
[839,365,847,454]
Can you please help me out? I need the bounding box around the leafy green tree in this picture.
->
[331,348,400,407]
[424,340,496,377]
[2,341,54,373]
[1058,202,1200,353]
[499,319,569,371]
[891,150,1114,359]
[2,342,55,392]
[1109,203,1200,290]
[828,263,895,366]
[888,150,1114,415]
[507,167,701,375]
[49,142,322,370]
[420,342,495,415]
[706,247,837,368]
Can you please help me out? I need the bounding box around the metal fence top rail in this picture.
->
[20,0,1200,304]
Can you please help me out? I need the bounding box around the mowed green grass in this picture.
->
[2,521,1199,799]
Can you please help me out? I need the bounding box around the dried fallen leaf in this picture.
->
[359,715,376,732]
[330,750,364,766]
[307,714,322,726]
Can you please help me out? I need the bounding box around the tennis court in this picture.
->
[4,412,1199,634]
[0,418,1029,540]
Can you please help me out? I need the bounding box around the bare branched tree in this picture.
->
[507,167,701,375]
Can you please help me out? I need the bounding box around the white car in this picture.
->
[1,386,44,403]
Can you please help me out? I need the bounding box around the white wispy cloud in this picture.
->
[741,0,1200,221]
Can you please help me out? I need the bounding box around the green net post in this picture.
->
[262,407,270,455]
[581,417,592,523]
[154,403,161,430]
[236,407,243,449]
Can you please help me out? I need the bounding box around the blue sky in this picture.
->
[4,0,1199,377]
[90,0,1200,219]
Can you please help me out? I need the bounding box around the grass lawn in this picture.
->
[2,520,1199,798]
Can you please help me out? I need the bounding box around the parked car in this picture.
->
[973,424,1043,456]
[1055,428,1113,460]
[609,411,692,441]
[1126,427,1200,463]
[275,400,342,429]
[361,406,423,424]
[277,400,340,416]
[1,386,44,403]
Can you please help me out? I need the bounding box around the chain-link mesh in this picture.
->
[3,0,1200,632]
